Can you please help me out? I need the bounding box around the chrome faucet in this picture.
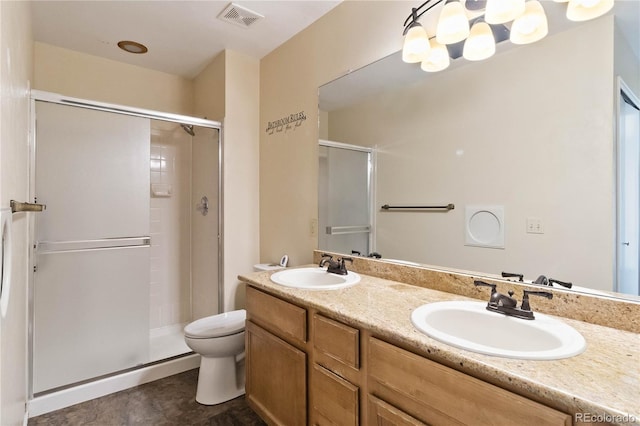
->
[474,280,553,320]
[319,253,352,275]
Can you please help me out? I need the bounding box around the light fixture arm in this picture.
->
[403,0,445,35]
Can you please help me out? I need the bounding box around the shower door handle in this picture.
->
[36,237,151,254]
[196,196,209,216]
[11,200,46,213]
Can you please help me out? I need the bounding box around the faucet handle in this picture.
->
[549,278,572,289]
[521,290,553,311]
[501,272,524,282]
[474,280,497,294]
[341,257,353,264]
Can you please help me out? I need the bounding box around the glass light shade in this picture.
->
[436,1,470,45]
[510,1,548,45]
[484,0,526,24]
[552,0,569,2]
[566,0,613,21]
[463,22,496,61]
[421,39,450,72]
[402,24,431,63]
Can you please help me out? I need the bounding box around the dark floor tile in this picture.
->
[28,369,265,426]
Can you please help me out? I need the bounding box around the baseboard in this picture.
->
[28,354,200,418]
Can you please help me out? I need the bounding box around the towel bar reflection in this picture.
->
[10,200,46,213]
[381,204,455,211]
[325,225,371,235]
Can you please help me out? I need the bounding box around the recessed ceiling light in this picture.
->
[117,40,148,54]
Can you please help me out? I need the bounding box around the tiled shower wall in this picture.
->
[149,122,192,329]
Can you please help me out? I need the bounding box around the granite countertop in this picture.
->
[239,269,640,425]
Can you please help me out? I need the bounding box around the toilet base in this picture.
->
[195,355,245,405]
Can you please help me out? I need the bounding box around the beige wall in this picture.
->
[260,1,412,266]
[194,50,260,311]
[222,50,260,310]
[34,42,194,115]
[193,51,225,122]
[327,18,615,291]
[0,1,32,424]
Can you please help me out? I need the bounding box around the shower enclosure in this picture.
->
[318,140,374,257]
[28,92,222,398]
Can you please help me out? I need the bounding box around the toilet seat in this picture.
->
[184,309,246,339]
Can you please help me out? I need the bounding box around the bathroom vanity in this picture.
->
[239,257,640,426]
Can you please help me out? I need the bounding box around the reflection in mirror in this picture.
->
[318,3,640,299]
[318,140,373,257]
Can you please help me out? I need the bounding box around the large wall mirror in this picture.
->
[318,2,640,300]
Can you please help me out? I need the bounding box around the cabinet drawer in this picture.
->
[368,395,427,426]
[246,286,307,344]
[368,337,572,426]
[313,313,360,370]
[311,364,359,426]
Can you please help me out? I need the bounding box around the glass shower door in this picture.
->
[618,88,640,296]
[318,141,373,256]
[32,102,151,393]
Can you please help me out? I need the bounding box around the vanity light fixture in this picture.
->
[484,0,525,24]
[402,12,431,63]
[566,0,614,22]
[436,0,470,44]
[463,20,496,61]
[510,0,548,44]
[421,38,451,71]
[403,0,613,71]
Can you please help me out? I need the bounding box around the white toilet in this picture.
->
[184,309,247,405]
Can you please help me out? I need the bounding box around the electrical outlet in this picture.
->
[310,218,318,237]
[526,217,544,234]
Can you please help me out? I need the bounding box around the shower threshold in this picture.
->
[29,353,199,418]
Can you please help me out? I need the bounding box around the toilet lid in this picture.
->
[184,309,246,338]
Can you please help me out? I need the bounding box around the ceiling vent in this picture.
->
[218,3,264,29]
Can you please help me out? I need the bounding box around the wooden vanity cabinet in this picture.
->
[245,285,574,426]
[245,287,308,425]
[311,364,359,425]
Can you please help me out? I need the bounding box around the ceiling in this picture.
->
[31,1,342,79]
[30,1,639,83]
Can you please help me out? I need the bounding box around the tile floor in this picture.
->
[28,369,266,426]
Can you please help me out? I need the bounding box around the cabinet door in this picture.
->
[246,321,306,426]
[368,395,427,426]
[311,364,359,426]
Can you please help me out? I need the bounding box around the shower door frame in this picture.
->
[318,139,376,256]
[27,90,225,399]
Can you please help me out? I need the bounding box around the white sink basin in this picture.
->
[411,301,586,360]
[270,267,360,290]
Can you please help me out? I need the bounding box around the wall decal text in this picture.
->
[265,111,306,135]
